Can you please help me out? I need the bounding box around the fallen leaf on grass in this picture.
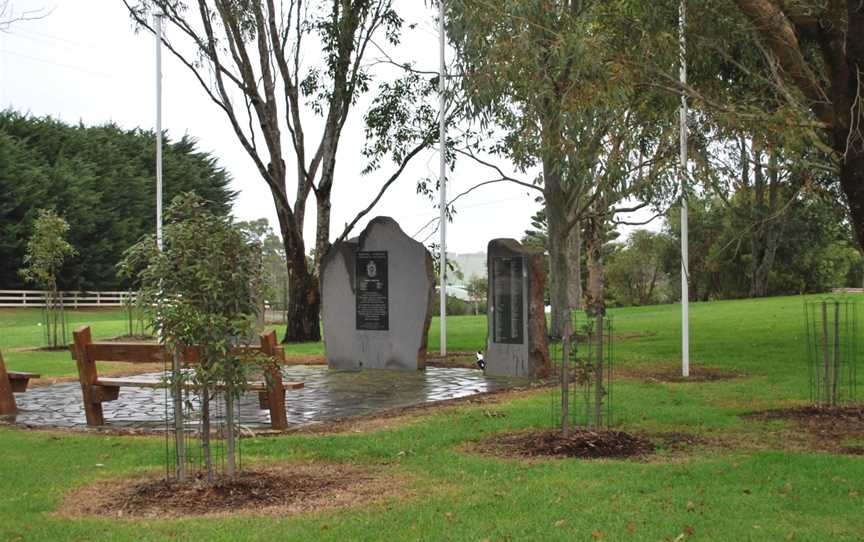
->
[626,522,637,533]
[554,520,566,528]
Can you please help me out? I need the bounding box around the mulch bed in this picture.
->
[744,405,864,455]
[59,462,404,519]
[473,429,654,460]
[618,364,745,383]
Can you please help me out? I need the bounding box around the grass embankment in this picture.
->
[1,295,863,541]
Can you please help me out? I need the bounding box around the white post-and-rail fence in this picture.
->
[0,290,137,308]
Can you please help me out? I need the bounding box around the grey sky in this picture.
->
[1,1,653,253]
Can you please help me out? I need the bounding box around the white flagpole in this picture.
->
[155,13,163,252]
[679,0,690,378]
[439,0,447,357]
[155,12,185,479]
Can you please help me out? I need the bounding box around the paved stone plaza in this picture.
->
[3,366,527,430]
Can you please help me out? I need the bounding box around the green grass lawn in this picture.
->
[2,295,863,541]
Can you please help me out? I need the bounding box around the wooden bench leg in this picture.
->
[261,331,288,430]
[0,350,17,416]
[10,378,31,394]
[72,327,105,426]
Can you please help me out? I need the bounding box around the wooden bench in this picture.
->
[0,350,41,416]
[70,326,302,429]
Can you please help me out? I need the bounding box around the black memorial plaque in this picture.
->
[355,251,389,330]
[492,256,524,344]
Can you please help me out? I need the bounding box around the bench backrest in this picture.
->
[0,350,16,415]
[70,326,286,365]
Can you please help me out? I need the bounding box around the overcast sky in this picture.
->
[1,1,654,254]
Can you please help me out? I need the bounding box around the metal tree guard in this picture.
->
[804,298,859,407]
[550,311,615,432]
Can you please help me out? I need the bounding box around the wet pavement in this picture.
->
[2,366,528,431]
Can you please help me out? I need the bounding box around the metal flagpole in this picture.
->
[155,13,185,479]
[155,13,164,252]
[439,0,447,357]
[679,0,690,378]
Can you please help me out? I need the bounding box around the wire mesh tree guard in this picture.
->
[549,311,614,434]
[161,352,246,482]
[804,298,859,407]
[40,294,68,349]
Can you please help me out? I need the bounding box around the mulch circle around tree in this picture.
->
[618,364,745,383]
[58,462,407,519]
[744,405,864,455]
[473,429,655,460]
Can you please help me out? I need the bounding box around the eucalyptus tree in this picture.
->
[123,1,438,342]
[447,0,677,337]
[690,130,821,297]
[729,1,864,247]
[608,1,864,248]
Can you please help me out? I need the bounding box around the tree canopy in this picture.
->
[0,111,235,290]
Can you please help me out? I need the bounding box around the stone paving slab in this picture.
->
[2,366,528,431]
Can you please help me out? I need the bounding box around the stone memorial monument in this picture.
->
[321,217,435,370]
[485,239,550,378]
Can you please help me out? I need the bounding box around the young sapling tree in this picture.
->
[19,209,76,349]
[120,193,266,481]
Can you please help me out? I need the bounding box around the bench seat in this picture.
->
[2,351,39,414]
[7,371,40,393]
[95,377,304,392]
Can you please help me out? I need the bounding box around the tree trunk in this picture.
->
[584,211,605,318]
[275,203,321,343]
[285,265,321,343]
[840,148,864,251]
[547,196,570,339]
[547,226,570,339]
[314,188,333,274]
[747,143,767,297]
[567,219,582,311]
[201,388,213,483]
[545,151,570,339]
[749,148,784,297]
